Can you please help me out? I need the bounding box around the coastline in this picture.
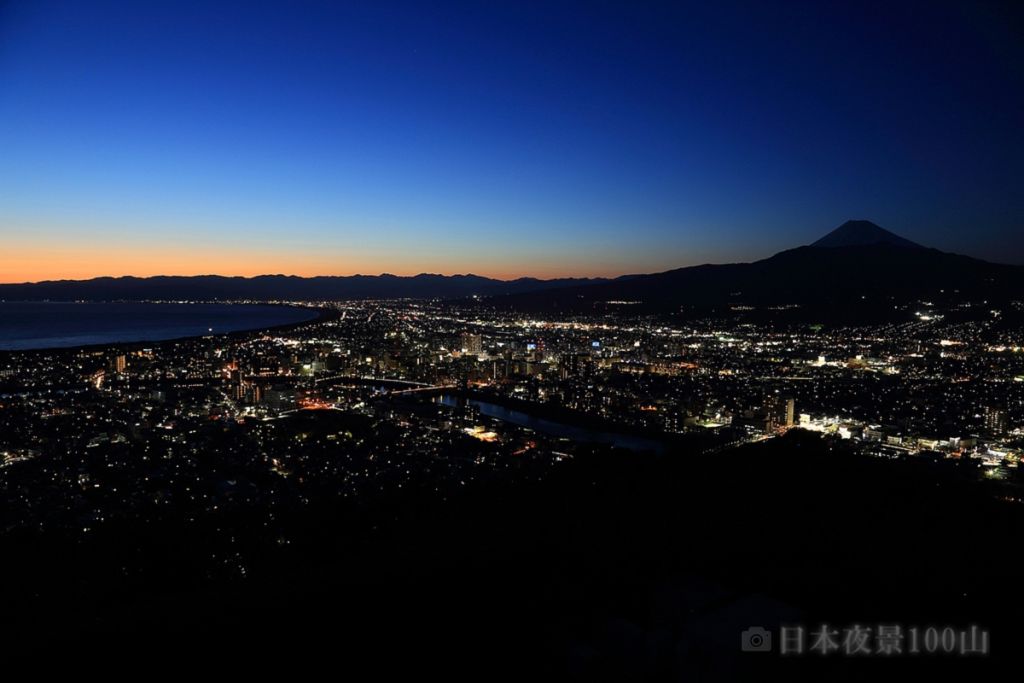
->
[0,302,336,356]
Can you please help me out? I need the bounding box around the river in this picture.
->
[435,394,665,453]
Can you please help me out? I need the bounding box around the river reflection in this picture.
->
[436,394,665,454]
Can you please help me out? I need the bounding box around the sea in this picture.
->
[0,301,319,351]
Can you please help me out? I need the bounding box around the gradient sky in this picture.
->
[1,0,1022,282]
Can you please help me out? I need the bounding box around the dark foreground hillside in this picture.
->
[2,431,1016,680]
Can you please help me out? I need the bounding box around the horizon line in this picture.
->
[0,270,630,287]
[3,235,1012,286]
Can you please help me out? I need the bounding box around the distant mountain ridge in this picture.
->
[491,221,1024,317]
[3,221,1017,318]
[0,273,611,302]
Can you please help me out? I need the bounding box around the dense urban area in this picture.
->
[3,299,1024,537]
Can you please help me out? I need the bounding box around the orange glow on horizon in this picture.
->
[0,243,630,284]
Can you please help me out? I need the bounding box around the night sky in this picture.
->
[1,0,1022,282]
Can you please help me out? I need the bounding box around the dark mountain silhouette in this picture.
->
[3,221,1017,316]
[811,219,924,249]
[491,221,1023,317]
[0,273,609,302]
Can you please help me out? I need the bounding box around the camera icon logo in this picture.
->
[741,626,772,652]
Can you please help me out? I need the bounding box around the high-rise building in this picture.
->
[984,405,1009,436]
[460,333,483,357]
[562,353,594,378]
[764,394,795,433]
[114,355,127,374]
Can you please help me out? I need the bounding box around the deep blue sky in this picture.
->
[1,0,1022,281]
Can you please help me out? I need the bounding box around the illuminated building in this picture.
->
[764,394,795,433]
[460,333,483,357]
[984,406,1008,436]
